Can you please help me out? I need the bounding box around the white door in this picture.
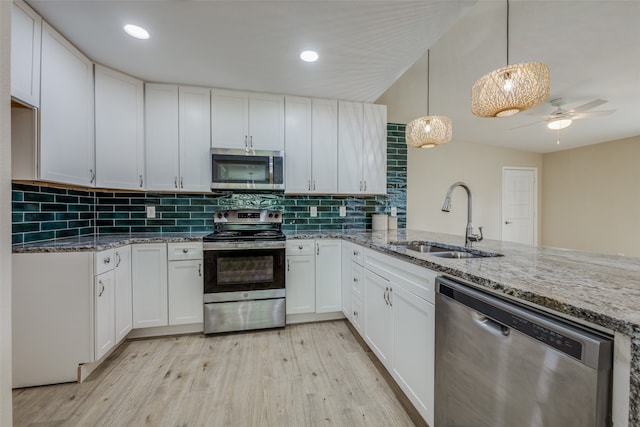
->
[168,259,204,325]
[337,101,363,194]
[95,65,145,190]
[114,245,133,343]
[40,22,95,187]
[502,167,538,245]
[145,84,179,191]
[312,99,338,193]
[211,89,249,150]
[315,240,342,313]
[11,0,41,107]
[284,96,312,193]
[132,244,168,328]
[285,255,315,315]
[249,93,285,150]
[95,270,115,361]
[179,86,211,192]
[362,103,387,194]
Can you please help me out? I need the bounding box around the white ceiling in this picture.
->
[25,0,640,154]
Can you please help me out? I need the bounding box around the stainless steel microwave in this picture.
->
[210,148,285,191]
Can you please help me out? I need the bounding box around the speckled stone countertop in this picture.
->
[13,229,640,423]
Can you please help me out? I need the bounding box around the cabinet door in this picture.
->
[179,86,211,192]
[312,99,338,193]
[284,96,312,193]
[95,65,144,190]
[362,103,387,194]
[211,89,249,149]
[364,269,392,367]
[168,259,204,325]
[40,22,95,187]
[337,101,363,194]
[315,239,342,313]
[391,284,435,426]
[114,245,133,343]
[249,93,285,151]
[11,0,41,107]
[285,255,315,315]
[95,270,115,361]
[341,241,352,320]
[145,84,180,191]
[132,244,168,328]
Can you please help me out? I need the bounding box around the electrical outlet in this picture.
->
[339,206,347,217]
[146,206,156,219]
[390,207,397,217]
[310,206,318,217]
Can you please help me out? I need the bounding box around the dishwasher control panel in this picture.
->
[510,316,582,360]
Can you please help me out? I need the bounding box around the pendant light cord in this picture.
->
[506,0,510,65]
[427,50,430,116]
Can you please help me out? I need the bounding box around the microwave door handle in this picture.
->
[269,156,274,186]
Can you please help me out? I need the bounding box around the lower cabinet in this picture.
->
[363,269,393,366]
[132,243,169,328]
[114,246,133,342]
[168,256,204,325]
[286,252,315,314]
[95,269,115,361]
[315,239,342,313]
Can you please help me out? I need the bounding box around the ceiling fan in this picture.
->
[513,98,615,130]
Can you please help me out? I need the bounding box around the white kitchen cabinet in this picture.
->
[178,86,211,192]
[114,245,133,343]
[341,240,353,320]
[95,65,145,190]
[145,84,211,191]
[285,97,338,194]
[168,242,204,325]
[315,239,342,313]
[132,243,168,328]
[337,101,387,195]
[286,239,316,315]
[11,0,41,107]
[212,89,284,151]
[94,269,115,361]
[40,21,95,186]
[363,269,393,367]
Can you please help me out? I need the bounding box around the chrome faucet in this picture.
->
[441,182,483,247]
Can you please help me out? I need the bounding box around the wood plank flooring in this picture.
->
[13,321,417,427]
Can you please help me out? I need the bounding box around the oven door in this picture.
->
[203,246,285,294]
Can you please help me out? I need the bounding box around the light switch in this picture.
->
[390,207,397,217]
[310,206,318,217]
[339,206,347,217]
[146,206,156,218]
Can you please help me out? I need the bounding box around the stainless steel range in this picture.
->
[202,209,286,334]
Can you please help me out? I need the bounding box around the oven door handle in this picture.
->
[203,243,287,251]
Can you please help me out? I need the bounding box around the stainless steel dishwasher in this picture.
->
[435,276,613,427]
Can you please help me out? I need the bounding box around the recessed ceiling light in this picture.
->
[300,50,319,63]
[124,24,150,40]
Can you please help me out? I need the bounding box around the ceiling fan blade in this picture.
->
[573,109,616,119]
[571,99,607,113]
[510,119,548,130]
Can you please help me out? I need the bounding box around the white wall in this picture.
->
[1,1,13,424]
[407,141,541,241]
[542,135,640,258]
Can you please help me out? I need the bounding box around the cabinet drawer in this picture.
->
[351,262,364,297]
[350,244,364,265]
[95,249,115,275]
[286,239,315,256]
[167,242,202,261]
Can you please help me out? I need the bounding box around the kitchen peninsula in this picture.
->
[13,228,640,425]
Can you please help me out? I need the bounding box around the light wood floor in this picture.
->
[13,321,417,427]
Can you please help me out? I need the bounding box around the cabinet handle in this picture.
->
[363,181,367,192]
[384,287,389,305]
[198,263,202,277]
[353,277,358,282]
[103,257,111,264]
[287,259,290,272]
[388,288,393,306]
[298,245,303,250]
[139,175,143,188]
[353,250,359,257]
[174,176,178,189]
[316,243,320,256]
[244,135,249,152]
[250,135,253,149]
[313,180,316,191]
[359,181,363,192]
[115,252,121,268]
[182,248,189,254]
[180,177,184,189]
[353,310,358,318]
[90,169,95,184]
[308,180,311,191]
[98,280,105,297]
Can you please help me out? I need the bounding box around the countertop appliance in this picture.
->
[202,209,286,334]
[210,148,285,191]
[435,276,613,427]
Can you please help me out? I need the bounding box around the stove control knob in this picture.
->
[274,213,279,219]
[268,213,273,218]
[223,212,228,218]
[217,213,223,219]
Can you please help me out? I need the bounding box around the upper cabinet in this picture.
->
[145,84,211,192]
[337,101,387,195]
[40,22,95,187]
[95,65,145,190]
[11,0,41,107]
[212,90,284,151]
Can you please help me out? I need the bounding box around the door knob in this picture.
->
[505,221,512,225]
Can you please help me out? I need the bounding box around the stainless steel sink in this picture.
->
[392,241,503,259]
[430,251,484,259]
[405,243,451,253]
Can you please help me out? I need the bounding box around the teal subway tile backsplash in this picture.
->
[12,124,407,243]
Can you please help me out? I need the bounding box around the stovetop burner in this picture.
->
[203,209,286,242]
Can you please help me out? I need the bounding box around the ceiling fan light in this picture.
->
[547,118,572,130]
[471,62,550,118]
[406,115,452,148]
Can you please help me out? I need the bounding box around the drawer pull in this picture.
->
[353,251,359,256]
[182,248,189,254]
[298,245,303,250]
[353,277,358,282]
[103,257,111,264]
[198,263,202,277]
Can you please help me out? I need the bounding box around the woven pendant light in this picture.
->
[406,51,452,148]
[471,0,550,118]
